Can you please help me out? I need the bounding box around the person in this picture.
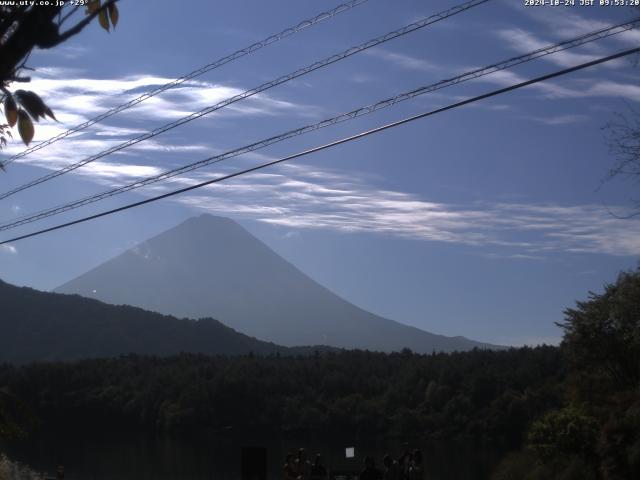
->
[296,448,312,480]
[382,454,399,480]
[398,450,412,480]
[408,450,424,480]
[310,454,328,480]
[284,453,297,480]
[359,456,382,480]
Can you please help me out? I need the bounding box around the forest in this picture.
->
[0,268,639,479]
[0,279,335,363]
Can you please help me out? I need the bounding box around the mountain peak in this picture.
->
[0,278,320,363]
[196,213,235,223]
[178,213,239,230]
[56,217,502,353]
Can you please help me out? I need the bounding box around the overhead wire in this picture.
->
[1,45,637,246]
[0,18,637,232]
[0,0,370,167]
[0,0,492,200]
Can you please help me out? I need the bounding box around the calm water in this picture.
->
[3,430,503,480]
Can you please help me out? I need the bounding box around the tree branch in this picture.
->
[56,0,119,45]
[0,6,28,44]
[58,5,80,27]
[0,7,61,81]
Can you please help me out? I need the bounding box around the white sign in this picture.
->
[345,447,355,458]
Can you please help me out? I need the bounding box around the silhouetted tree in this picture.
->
[604,111,640,216]
[558,267,640,391]
[492,268,640,478]
[0,0,120,155]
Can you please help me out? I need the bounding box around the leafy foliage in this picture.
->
[0,279,328,363]
[0,454,43,480]
[493,267,640,479]
[604,109,640,214]
[558,267,640,391]
[527,406,599,462]
[0,124,11,162]
[16,108,34,146]
[0,346,564,440]
[492,450,597,480]
[0,387,32,441]
[0,0,120,156]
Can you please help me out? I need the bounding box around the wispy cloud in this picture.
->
[365,48,440,72]
[512,6,640,47]
[524,114,589,125]
[481,252,544,261]
[0,244,17,255]
[349,73,377,84]
[4,126,640,258]
[3,64,638,260]
[24,74,314,123]
[497,28,622,69]
[1,70,317,178]
[32,45,90,60]
[476,68,640,102]
[126,162,640,258]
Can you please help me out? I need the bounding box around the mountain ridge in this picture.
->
[0,279,333,364]
[55,214,503,353]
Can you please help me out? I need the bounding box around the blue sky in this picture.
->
[1,0,639,346]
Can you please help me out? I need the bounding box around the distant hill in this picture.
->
[0,279,324,364]
[56,214,502,353]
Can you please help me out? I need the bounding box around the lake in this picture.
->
[3,429,504,480]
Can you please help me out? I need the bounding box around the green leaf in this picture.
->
[17,110,34,146]
[4,95,17,127]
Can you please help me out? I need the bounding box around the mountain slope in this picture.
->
[0,279,314,364]
[56,214,500,353]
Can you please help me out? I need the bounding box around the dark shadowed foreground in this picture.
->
[1,269,638,479]
[1,348,557,479]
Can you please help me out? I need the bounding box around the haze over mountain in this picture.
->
[0,279,326,364]
[56,215,500,353]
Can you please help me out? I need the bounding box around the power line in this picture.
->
[1,46,637,246]
[0,0,492,201]
[1,18,636,232]
[1,0,370,167]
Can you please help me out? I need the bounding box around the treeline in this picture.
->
[493,268,640,480]
[0,346,564,442]
[0,279,332,363]
[0,268,638,479]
